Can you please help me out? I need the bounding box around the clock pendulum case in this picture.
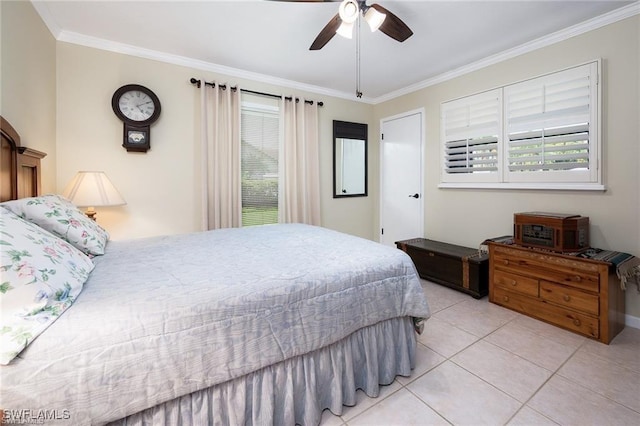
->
[111,84,161,152]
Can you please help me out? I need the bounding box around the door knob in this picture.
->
[409,193,419,199]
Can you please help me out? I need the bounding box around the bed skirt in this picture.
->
[110,316,417,426]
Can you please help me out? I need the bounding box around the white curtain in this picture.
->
[200,83,241,230]
[280,98,321,225]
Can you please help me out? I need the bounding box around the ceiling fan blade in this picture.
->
[370,3,413,43]
[310,13,341,50]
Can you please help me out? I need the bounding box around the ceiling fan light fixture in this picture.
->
[336,21,354,39]
[364,7,386,32]
[338,0,359,24]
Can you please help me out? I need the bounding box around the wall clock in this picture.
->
[111,84,161,152]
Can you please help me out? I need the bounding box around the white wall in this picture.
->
[55,43,376,241]
[373,15,640,319]
[0,0,56,192]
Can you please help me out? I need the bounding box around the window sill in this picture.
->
[438,182,606,191]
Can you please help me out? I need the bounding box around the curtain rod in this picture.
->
[189,78,323,107]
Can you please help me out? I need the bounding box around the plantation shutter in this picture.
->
[441,89,501,182]
[241,104,280,226]
[505,62,597,181]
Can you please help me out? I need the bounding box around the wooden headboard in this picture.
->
[1,116,47,201]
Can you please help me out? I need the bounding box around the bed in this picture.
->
[0,116,430,425]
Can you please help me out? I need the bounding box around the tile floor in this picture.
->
[320,279,640,425]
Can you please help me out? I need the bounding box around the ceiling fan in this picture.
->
[271,0,413,50]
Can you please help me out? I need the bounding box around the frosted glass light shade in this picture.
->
[62,171,126,207]
[364,7,386,32]
[338,0,359,24]
[336,21,354,39]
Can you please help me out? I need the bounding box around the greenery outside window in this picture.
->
[241,99,280,226]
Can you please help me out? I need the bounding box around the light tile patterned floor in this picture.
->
[320,279,640,425]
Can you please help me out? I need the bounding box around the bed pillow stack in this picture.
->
[0,206,95,365]
[1,194,110,255]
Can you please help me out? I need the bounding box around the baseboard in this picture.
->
[625,314,640,329]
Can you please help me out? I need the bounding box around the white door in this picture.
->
[380,110,424,246]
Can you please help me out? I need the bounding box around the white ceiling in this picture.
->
[33,0,637,102]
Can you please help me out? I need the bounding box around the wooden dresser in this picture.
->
[488,242,625,343]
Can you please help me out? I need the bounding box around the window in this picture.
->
[505,62,598,184]
[440,61,601,190]
[241,98,280,226]
[441,89,502,183]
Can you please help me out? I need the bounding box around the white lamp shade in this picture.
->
[364,7,386,32]
[338,0,359,24]
[336,21,354,39]
[62,171,126,207]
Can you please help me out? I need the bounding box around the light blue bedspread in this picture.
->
[0,224,430,424]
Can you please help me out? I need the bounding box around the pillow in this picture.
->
[1,194,109,255]
[0,207,95,365]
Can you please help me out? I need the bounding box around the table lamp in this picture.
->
[62,171,126,220]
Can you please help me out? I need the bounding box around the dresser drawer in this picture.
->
[492,247,599,292]
[540,269,599,292]
[539,281,599,316]
[493,270,538,297]
[492,286,599,339]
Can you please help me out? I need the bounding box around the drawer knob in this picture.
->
[428,252,435,257]
[511,280,517,286]
[563,295,571,302]
[574,275,582,282]
[503,295,510,302]
[503,259,509,266]
[573,318,581,326]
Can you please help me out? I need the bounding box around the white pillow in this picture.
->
[1,194,109,255]
[0,207,95,365]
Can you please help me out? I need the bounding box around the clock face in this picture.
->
[118,90,156,122]
[112,84,161,126]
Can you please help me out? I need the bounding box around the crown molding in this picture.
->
[371,2,640,104]
[55,29,375,104]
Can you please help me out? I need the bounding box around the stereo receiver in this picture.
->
[514,212,589,253]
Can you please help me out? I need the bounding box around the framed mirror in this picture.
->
[333,120,368,198]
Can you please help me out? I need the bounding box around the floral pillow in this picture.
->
[1,194,109,255]
[0,207,95,365]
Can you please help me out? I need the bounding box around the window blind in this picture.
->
[241,104,279,226]
[439,61,600,189]
[505,63,596,177]
[442,89,501,181]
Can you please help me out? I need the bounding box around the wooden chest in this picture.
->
[488,242,625,343]
[396,238,489,299]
